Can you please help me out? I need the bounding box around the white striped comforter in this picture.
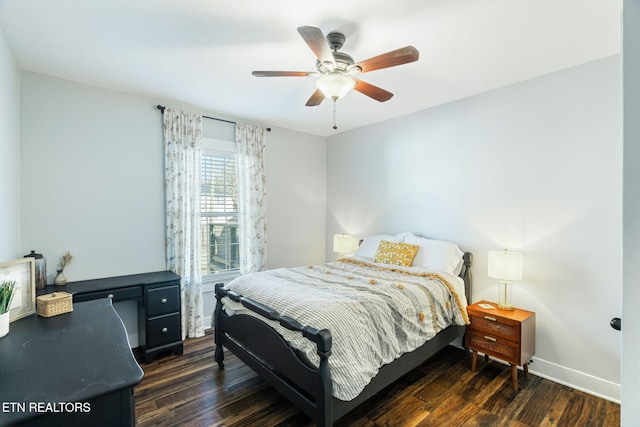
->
[221,257,469,401]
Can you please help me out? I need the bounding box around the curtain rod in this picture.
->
[156,105,271,132]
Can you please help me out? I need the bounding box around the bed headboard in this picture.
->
[459,252,473,302]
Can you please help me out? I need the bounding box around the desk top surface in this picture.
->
[0,299,144,424]
[38,270,180,296]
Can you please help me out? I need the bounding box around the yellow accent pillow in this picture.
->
[373,240,419,267]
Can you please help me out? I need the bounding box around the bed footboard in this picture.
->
[214,283,333,426]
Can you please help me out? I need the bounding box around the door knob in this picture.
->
[610,317,621,331]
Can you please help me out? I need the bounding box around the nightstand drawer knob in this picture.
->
[484,336,497,342]
[484,316,497,322]
[161,298,167,304]
[162,327,168,333]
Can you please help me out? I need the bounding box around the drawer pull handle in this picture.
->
[162,327,168,333]
[161,298,167,304]
[484,336,497,342]
[484,316,497,322]
[107,294,114,299]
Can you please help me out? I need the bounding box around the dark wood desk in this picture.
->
[38,271,183,363]
[0,299,144,427]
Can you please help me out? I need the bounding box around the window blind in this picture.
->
[200,151,239,275]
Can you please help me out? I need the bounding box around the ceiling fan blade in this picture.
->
[305,89,325,106]
[354,79,394,102]
[352,46,419,73]
[297,26,335,67]
[252,71,314,77]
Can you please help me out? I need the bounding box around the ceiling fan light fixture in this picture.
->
[316,73,355,100]
[346,65,362,76]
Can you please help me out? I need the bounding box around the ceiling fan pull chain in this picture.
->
[333,99,338,130]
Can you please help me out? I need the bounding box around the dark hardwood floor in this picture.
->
[134,330,619,427]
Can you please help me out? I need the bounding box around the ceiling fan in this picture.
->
[252,26,419,128]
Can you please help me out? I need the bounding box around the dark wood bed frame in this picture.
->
[214,252,472,427]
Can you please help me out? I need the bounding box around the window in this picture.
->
[200,139,239,276]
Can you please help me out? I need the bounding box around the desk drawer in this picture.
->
[146,285,180,317]
[74,286,142,303]
[147,313,181,347]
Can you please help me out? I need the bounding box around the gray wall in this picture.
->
[20,71,327,282]
[265,126,326,269]
[327,56,622,401]
[21,72,166,282]
[19,71,327,340]
[0,24,21,261]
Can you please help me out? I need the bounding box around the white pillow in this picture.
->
[404,233,464,275]
[355,234,405,259]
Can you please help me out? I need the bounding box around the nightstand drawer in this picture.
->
[468,314,519,342]
[466,331,519,364]
[147,313,181,347]
[147,285,180,317]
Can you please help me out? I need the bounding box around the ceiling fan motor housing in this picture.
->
[326,32,346,51]
[317,51,355,73]
[315,32,360,74]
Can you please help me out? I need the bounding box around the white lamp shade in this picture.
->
[488,250,523,282]
[333,234,359,254]
[316,73,355,100]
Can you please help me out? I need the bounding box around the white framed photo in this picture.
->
[0,258,36,321]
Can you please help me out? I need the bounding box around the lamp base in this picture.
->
[498,281,514,311]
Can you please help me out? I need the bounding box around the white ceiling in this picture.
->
[0,0,622,137]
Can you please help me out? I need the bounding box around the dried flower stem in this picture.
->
[58,251,73,271]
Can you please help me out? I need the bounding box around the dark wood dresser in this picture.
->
[38,271,183,363]
[0,299,144,427]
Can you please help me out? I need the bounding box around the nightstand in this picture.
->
[465,300,535,391]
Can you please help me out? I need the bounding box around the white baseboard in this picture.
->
[529,357,620,403]
[450,344,620,403]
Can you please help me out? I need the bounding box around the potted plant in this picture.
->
[0,280,16,338]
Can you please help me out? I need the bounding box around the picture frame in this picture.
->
[0,258,36,322]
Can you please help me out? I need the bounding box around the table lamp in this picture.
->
[333,234,359,257]
[488,249,523,310]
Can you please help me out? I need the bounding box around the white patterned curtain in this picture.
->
[163,108,205,339]
[235,123,268,274]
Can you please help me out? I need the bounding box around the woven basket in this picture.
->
[37,291,73,317]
